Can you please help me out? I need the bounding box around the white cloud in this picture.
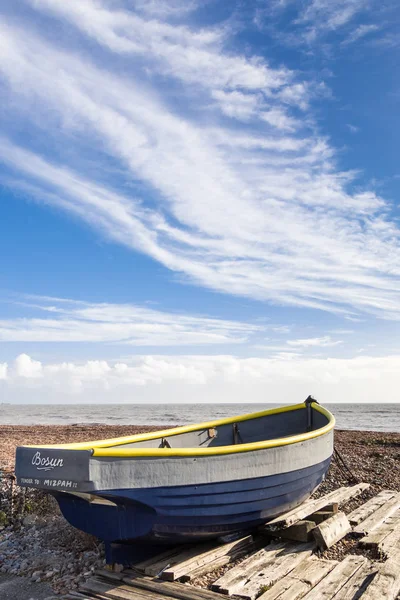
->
[24,0,292,102]
[131,0,200,18]
[14,353,43,378]
[0,296,260,345]
[287,336,342,348]
[346,124,359,133]
[295,0,370,41]
[0,10,399,322]
[4,353,400,404]
[260,107,299,131]
[271,325,292,334]
[262,0,378,47]
[342,23,380,45]
[211,90,261,121]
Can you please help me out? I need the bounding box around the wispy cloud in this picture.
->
[287,336,342,348]
[346,124,359,133]
[342,23,380,45]
[295,0,370,41]
[23,0,294,114]
[0,5,399,322]
[0,296,260,346]
[260,0,381,47]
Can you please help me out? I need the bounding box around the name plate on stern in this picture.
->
[15,447,93,492]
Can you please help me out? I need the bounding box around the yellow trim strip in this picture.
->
[30,402,305,450]
[93,403,334,457]
[27,402,335,457]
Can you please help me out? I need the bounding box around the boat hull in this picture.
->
[54,456,331,543]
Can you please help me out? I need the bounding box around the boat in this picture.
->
[15,397,334,562]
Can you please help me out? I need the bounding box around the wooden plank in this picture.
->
[75,593,113,600]
[134,547,187,573]
[359,550,400,600]
[379,522,400,557]
[266,484,369,528]
[257,559,338,600]
[353,493,400,536]
[136,545,207,577]
[180,539,262,582]
[330,562,376,600]
[312,512,351,550]
[235,544,315,600]
[359,508,400,548]
[268,520,316,542]
[300,556,368,600]
[328,483,370,506]
[211,541,287,593]
[120,574,226,600]
[348,490,397,526]
[180,556,228,582]
[160,535,253,581]
[81,578,161,600]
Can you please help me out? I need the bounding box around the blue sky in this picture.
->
[1,0,400,403]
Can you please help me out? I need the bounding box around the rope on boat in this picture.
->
[333,446,359,484]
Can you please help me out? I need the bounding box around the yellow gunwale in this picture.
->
[24,402,335,457]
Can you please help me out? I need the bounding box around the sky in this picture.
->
[1,0,400,404]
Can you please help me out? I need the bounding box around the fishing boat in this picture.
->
[15,397,334,561]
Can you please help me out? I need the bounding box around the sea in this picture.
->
[0,403,400,432]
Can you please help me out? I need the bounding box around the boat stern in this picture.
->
[15,446,95,492]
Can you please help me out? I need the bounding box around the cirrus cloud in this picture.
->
[0,3,399,325]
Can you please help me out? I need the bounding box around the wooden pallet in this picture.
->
[71,485,400,600]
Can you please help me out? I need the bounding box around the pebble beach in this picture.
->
[0,424,399,598]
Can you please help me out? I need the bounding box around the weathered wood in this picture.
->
[160,535,253,581]
[96,569,225,600]
[331,562,376,600]
[266,484,369,528]
[359,508,400,548]
[81,577,161,599]
[379,522,400,557]
[135,545,203,576]
[235,544,315,600]
[300,556,368,600]
[268,520,316,542]
[328,483,370,506]
[211,541,287,593]
[348,490,397,526]
[180,556,228,582]
[96,571,125,582]
[121,574,225,600]
[66,593,99,600]
[257,558,338,600]
[76,593,113,600]
[180,539,261,582]
[359,550,400,600]
[353,493,400,536]
[312,512,351,550]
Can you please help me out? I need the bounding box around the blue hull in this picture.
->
[55,457,330,543]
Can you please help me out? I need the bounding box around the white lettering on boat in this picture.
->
[43,479,77,488]
[31,451,64,471]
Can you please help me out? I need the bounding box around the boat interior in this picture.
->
[107,403,331,450]
[40,402,333,453]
